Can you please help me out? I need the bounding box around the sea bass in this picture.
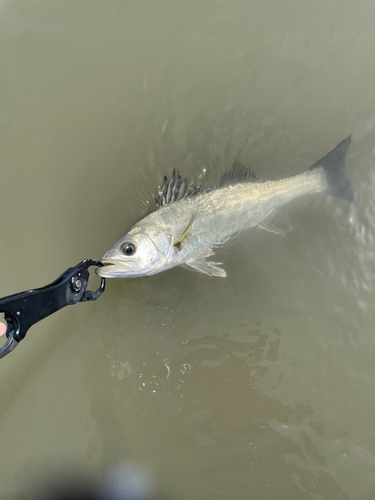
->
[96,136,356,279]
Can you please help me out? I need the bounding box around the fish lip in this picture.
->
[98,259,116,267]
[95,259,132,278]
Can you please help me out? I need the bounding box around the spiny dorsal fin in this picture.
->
[220,161,258,186]
[155,169,201,208]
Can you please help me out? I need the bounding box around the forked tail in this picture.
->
[309,135,357,202]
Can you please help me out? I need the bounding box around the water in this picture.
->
[1,1,375,498]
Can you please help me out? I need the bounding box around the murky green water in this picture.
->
[1,1,375,498]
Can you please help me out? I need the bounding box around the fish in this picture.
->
[96,136,356,279]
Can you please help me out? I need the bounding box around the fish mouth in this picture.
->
[95,259,134,278]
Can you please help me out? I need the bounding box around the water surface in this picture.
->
[1,1,375,498]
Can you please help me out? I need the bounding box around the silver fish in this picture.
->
[96,136,356,278]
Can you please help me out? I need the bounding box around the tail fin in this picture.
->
[309,135,357,203]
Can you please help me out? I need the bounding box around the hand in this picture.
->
[0,323,6,338]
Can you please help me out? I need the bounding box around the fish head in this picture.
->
[96,224,174,278]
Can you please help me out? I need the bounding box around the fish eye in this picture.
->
[121,242,136,256]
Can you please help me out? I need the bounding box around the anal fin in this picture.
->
[258,208,293,235]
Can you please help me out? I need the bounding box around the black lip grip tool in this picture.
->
[0,259,106,360]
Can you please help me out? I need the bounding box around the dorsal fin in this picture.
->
[220,161,258,186]
[155,169,201,208]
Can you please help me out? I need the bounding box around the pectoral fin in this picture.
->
[182,258,226,277]
[174,213,196,251]
[258,208,293,235]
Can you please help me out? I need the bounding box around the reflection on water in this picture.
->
[1,0,375,499]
